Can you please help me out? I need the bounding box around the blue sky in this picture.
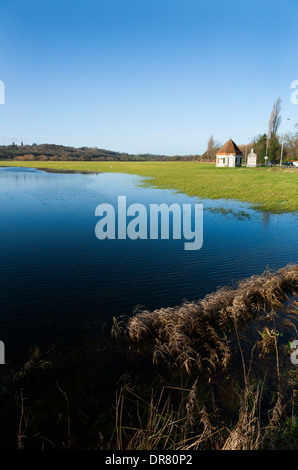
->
[0,0,297,155]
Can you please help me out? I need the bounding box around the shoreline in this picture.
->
[1,160,297,214]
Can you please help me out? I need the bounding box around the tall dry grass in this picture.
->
[113,265,298,374]
[114,378,297,450]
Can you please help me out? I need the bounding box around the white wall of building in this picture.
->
[216,154,242,167]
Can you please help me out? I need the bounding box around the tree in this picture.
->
[252,134,267,164]
[268,97,282,138]
[268,136,281,162]
[284,131,298,160]
[267,97,282,162]
[204,135,221,161]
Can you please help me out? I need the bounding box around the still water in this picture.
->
[0,167,297,348]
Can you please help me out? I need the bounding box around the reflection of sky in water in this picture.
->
[0,167,297,345]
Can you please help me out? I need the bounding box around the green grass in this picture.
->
[1,160,297,213]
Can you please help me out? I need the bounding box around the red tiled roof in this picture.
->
[217,139,243,156]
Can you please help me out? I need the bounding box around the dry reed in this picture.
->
[114,265,298,374]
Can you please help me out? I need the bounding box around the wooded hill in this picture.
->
[0,143,200,162]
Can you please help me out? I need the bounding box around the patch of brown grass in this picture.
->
[114,265,298,374]
[114,378,297,450]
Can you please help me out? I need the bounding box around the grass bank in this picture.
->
[1,160,297,213]
[114,265,298,375]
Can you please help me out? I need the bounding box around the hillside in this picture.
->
[0,143,200,162]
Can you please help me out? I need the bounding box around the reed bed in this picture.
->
[114,378,297,450]
[114,265,298,374]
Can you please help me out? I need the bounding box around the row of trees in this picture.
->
[203,97,298,164]
[0,143,198,162]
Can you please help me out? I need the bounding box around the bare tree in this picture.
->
[265,97,282,160]
[284,131,298,160]
[268,97,282,138]
[205,135,221,161]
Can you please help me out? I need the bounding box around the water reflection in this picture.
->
[0,167,297,346]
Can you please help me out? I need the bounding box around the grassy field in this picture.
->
[1,160,297,213]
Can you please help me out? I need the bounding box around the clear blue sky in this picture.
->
[0,0,297,155]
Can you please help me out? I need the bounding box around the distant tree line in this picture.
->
[0,143,200,162]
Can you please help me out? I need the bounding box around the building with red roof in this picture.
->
[216,139,243,167]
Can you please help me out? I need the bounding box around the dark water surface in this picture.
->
[0,167,297,350]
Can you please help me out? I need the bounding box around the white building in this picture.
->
[216,139,243,167]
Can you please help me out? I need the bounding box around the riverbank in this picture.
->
[1,161,297,213]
